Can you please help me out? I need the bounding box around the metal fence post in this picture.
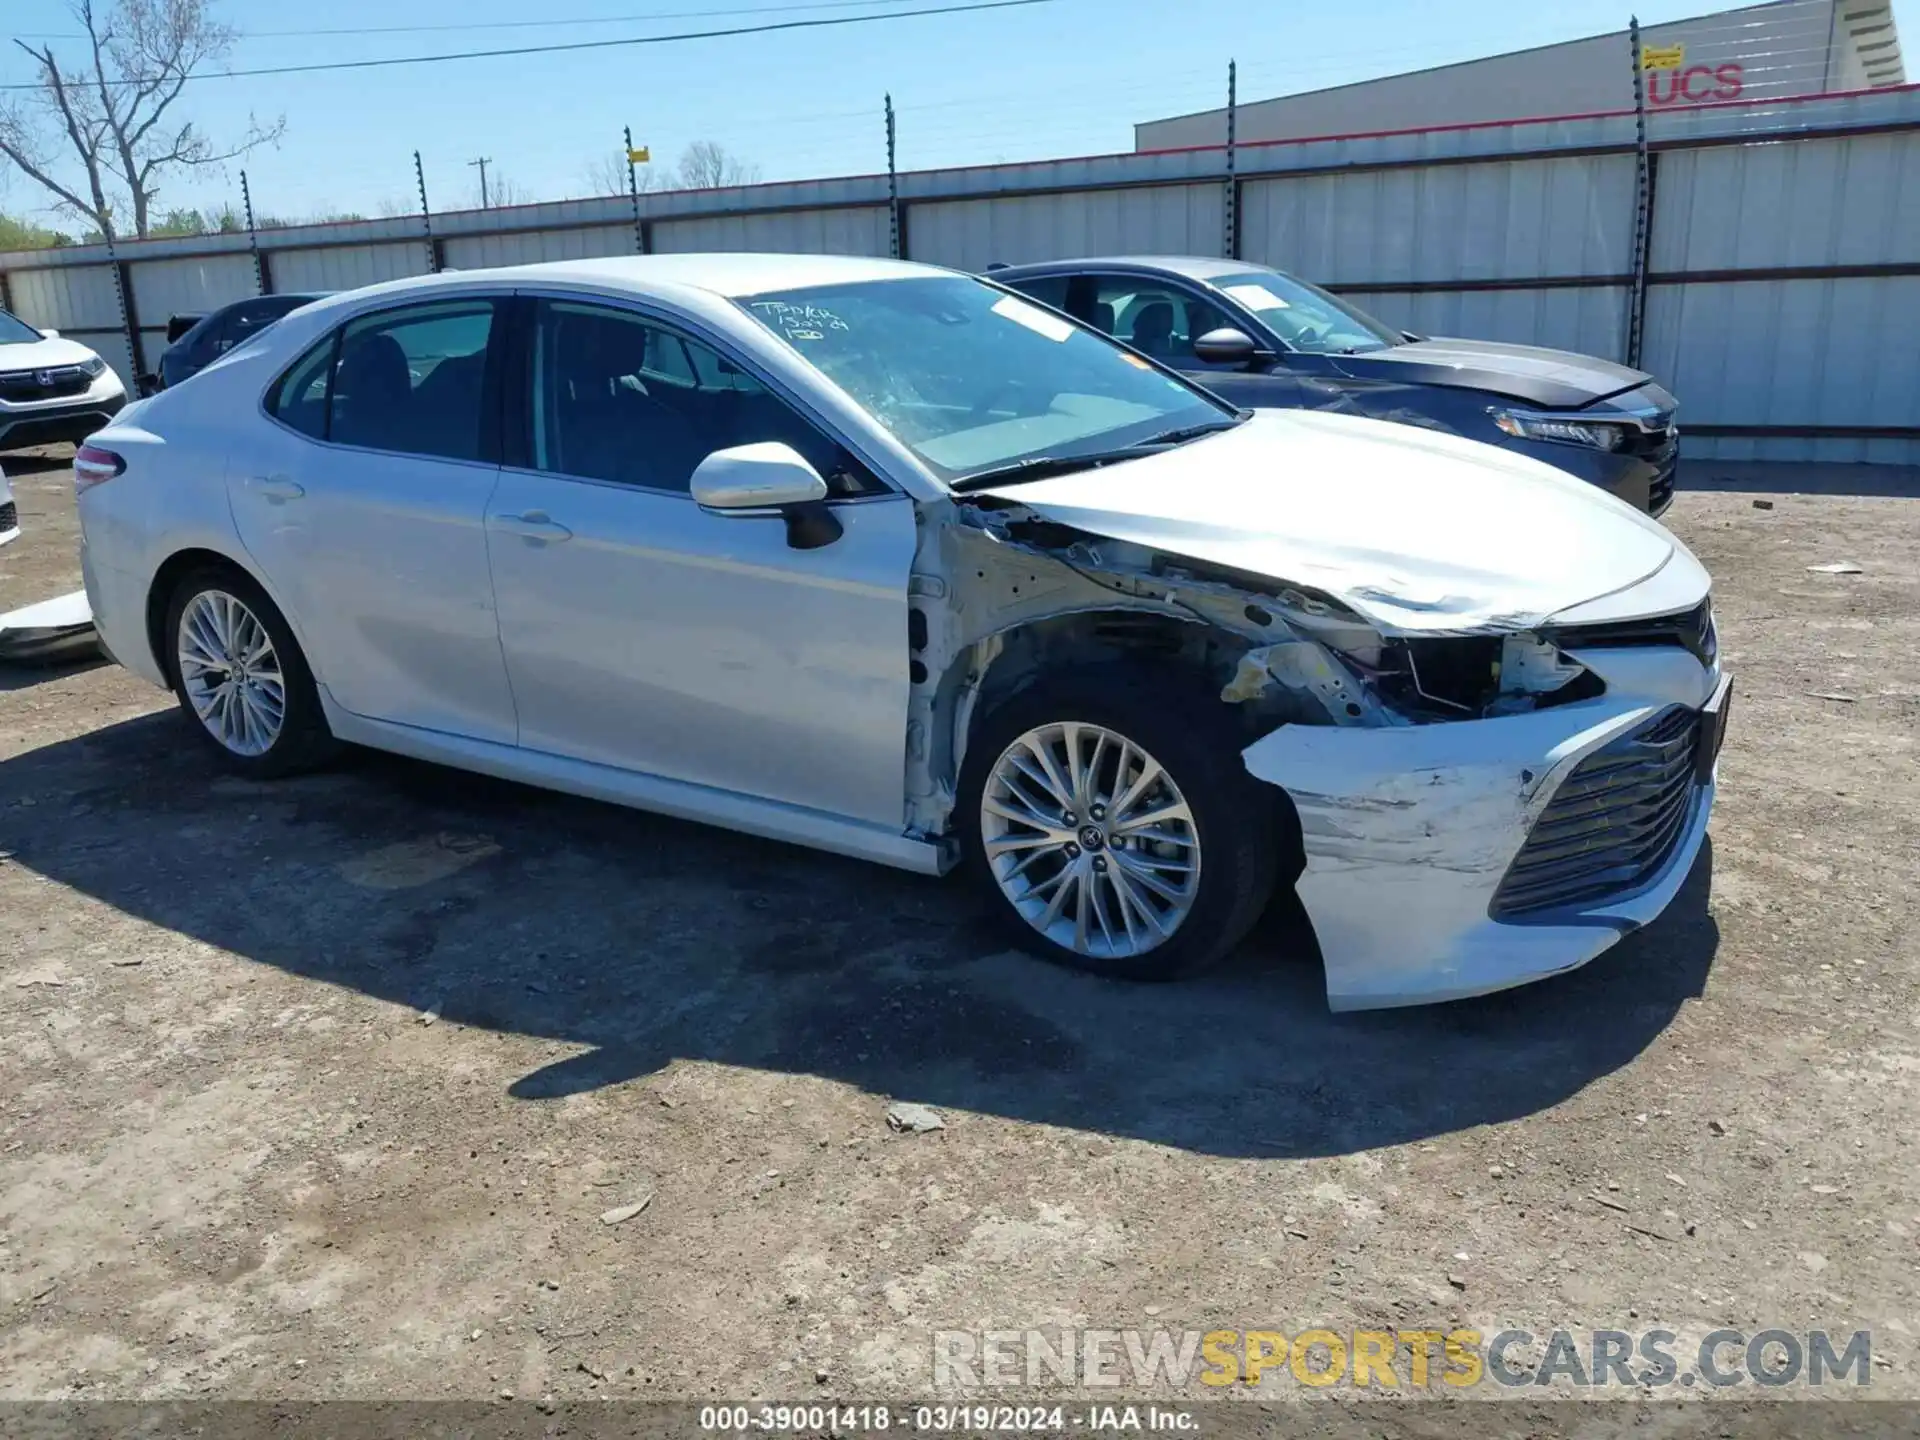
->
[886,94,903,260]
[240,170,270,295]
[1626,18,1653,367]
[102,225,146,388]
[625,127,649,255]
[415,150,441,274]
[1224,59,1239,260]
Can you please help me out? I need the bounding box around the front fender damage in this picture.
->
[905,497,1599,843]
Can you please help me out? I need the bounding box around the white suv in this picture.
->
[0,308,128,453]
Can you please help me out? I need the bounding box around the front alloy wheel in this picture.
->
[982,722,1202,959]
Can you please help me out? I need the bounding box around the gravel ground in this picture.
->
[1,445,1916,1410]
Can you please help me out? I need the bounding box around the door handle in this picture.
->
[249,475,304,502]
[494,510,573,543]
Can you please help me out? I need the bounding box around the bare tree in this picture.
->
[0,0,283,240]
[675,141,761,190]
[479,172,530,209]
[583,150,664,199]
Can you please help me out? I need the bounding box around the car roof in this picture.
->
[987,256,1265,283]
[315,253,940,308]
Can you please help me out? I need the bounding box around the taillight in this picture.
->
[73,444,125,495]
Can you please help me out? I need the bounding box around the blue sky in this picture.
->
[2,0,1913,224]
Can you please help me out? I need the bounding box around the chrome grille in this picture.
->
[1620,414,1678,514]
[1491,706,1701,919]
[0,365,90,400]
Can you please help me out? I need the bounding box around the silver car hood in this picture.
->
[972,408,1707,633]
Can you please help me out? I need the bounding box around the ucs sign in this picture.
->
[1648,63,1744,105]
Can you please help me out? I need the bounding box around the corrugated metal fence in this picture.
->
[4,85,1917,463]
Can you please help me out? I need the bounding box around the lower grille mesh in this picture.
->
[1491,706,1701,918]
[0,500,17,534]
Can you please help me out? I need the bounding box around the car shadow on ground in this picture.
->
[0,710,1719,1160]
[0,656,108,692]
[0,447,77,478]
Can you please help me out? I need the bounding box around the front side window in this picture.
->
[1088,277,1234,366]
[330,300,497,461]
[739,275,1231,483]
[529,299,881,496]
[1207,268,1401,355]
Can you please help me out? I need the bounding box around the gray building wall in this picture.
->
[1135,0,1905,151]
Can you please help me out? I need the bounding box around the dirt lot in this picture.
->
[2,444,1917,1410]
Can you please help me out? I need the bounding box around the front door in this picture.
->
[1068,273,1306,410]
[227,296,518,744]
[485,296,917,828]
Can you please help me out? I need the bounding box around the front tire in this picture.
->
[958,668,1279,981]
[164,566,336,778]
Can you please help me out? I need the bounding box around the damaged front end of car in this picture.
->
[906,491,1723,1011]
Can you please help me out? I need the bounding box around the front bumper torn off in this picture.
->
[1243,687,1718,1011]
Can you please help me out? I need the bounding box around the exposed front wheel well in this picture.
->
[942,608,1307,879]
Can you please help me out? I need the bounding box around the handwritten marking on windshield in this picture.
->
[749,300,850,343]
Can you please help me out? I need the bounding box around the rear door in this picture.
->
[227,295,519,744]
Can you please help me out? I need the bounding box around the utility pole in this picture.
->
[885,94,900,260]
[467,156,493,209]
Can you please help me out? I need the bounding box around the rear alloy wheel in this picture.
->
[177,589,286,757]
[166,568,336,777]
[960,669,1279,981]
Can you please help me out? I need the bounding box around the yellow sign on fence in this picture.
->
[1642,43,1686,70]
[626,146,651,164]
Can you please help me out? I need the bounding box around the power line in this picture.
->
[15,0,927,41]
[0,0,1060,92]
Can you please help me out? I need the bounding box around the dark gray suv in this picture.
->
[989,256,1678,515]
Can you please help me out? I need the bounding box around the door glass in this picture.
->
[1089,278,1232,365]
[530,300,882,496]
[329,300,496,461]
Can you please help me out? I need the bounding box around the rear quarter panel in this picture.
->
[79,341,323,686]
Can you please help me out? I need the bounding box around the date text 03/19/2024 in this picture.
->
[698,1404,1199,1432]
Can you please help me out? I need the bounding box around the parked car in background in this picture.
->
[75,255,1725,1010]
[989,256,1681,515]
[153,293,332,392]
[0,308,128,452]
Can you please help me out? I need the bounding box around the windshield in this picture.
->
[0,309,45,345]
[1209,269,1401,355]
[739,275,1232,483]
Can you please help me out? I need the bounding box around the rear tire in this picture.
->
[164,565,337,779]
[958,666,1279,981]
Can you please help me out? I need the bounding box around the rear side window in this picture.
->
[330,301,497,461]
[268,335,336,440]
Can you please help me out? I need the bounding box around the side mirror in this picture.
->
[1193,327,1263,367]
[1401,331,1425,344]
[165,315,203,344]
[38,327,60,340]
[690,441,843,550]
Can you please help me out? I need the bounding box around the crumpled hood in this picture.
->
[973,408,1705,634]
[1332,335,1651,410]
[0,334,103,373]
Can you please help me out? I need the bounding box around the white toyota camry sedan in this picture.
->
[75,254,1728,1009]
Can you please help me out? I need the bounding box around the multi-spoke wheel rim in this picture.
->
[981,722,1202,960]
[177,590,286,758]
